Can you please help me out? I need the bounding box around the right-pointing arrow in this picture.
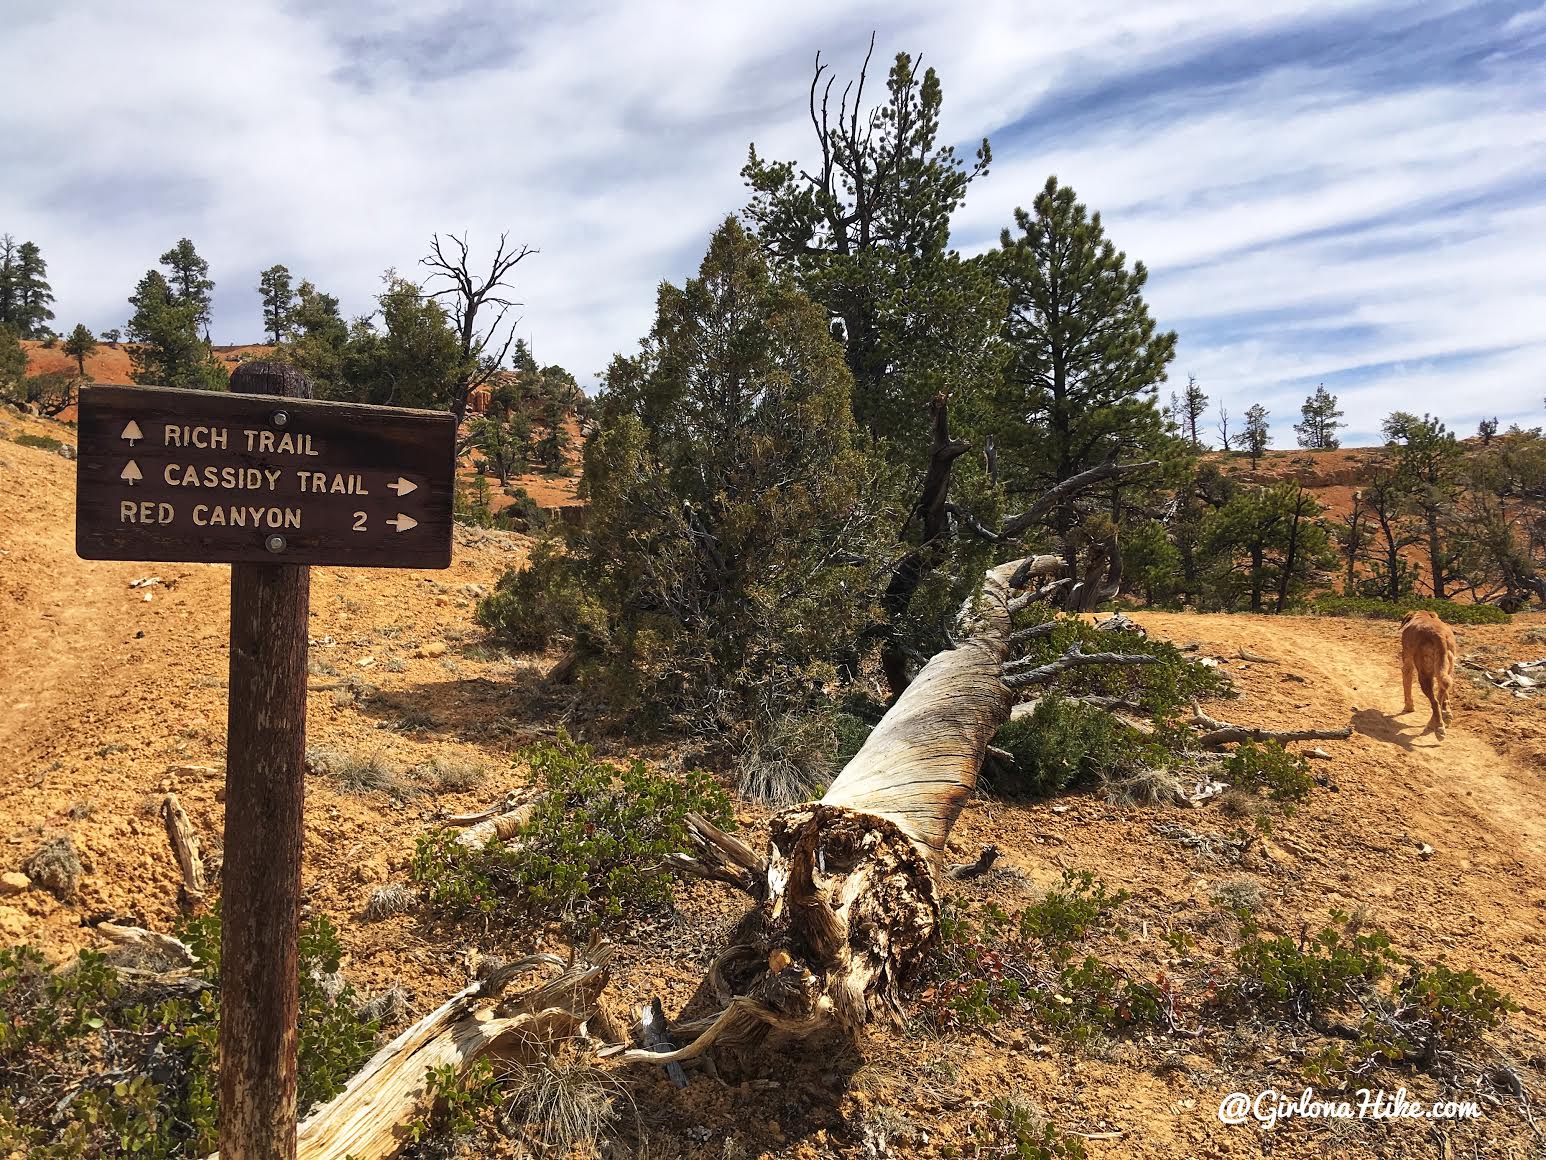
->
[121,460,143,485]
[387,513,418,533]
[387,476,417,496]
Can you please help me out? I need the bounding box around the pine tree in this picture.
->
[62,324,97,376]
[0,236,16,331]
[989,176,1178,570]
[741,39,1002,450]
[258,265,297,343]
[1383,411,1462,598]
[0,324,25,400]
[481,218,880,733]
[7,242,56,339]
[1175,376,1208,448]
[1201,483,1330,612]
[1294,384,1344,449]
[158,239,214,331]
[126,269,227,390]
[1243,404,1270,469]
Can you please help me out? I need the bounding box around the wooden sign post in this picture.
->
[75,363,455,1159]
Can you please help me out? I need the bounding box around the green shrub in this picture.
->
[921,872,1161,1042]
[978,1098,1087,1160]
[989,697,1148,797]
[13,431,62,452]
[412,733,732,933]
[476,538,603,651]
[499,486,550,534]
[1221,740,1313,803]
[1306,595,1509,625]
[1008,604,1233,714]
[0,912,376,1157]
[1232,910,1516,1083]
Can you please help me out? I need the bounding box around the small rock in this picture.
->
[1417,842,1436,860]
[56,443,76,461]
[356,656,376,668]
[0,872,29,895]
[417,641,448,659]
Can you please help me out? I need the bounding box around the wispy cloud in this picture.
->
[2,1,1542,444]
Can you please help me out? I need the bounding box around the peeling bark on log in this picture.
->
[241,951,610,1160]
[160,793,207,908]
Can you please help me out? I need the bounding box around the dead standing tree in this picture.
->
[421,232,536,430]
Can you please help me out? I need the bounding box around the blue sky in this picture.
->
[2,0,1543,445]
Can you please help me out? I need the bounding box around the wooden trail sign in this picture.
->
[76,382,455,567]
[74,364,455,1160]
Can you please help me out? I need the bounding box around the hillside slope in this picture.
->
[0,410,1542,1158]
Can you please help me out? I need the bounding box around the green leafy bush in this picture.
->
[13,431,63,452]
[977,1098,1088,1160]
[920,872,1162,1042]
[476,537,603,652]
[0,912,376,1157]
[1306,595,1509,625]
[1007,605,1232,714]
[1221,740,1313,803]
[1231,910,1516,1082]
[989,697,1149,797]
[413,733,732,933]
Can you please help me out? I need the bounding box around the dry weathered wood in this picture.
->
[624,558,1031,1065]
[640,997,689,1088]
[1000,457,1160,540]
[662,811,769,898]
[1237,647,1279,664]
[160,792,207,907]
[94,921,198,968]
[209,952,608,1160]
[1003,644,1163,688]
[220,365,312,1160]
[1187,705,1353,749]
[452,802,535,849]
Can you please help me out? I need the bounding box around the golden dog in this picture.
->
[1401,610,1457,740]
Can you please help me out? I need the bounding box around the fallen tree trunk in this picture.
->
[621,556,1030,1065]
[239,950,611,1160]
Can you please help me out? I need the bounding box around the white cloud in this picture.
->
[0,0,1541,442]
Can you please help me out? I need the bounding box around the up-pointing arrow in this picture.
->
[120,420,143,445]
[387,477,417,496]
[121,460,143,486]
[387,513,418,533]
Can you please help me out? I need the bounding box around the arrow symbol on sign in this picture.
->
[121,460,143,486]
[387,477,417,496]
[387,513,418,533]
[121,420,143,445]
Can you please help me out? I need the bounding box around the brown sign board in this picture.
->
[75,383,456,568]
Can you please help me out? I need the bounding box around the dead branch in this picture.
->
[1237,647,1279,664]
[285,950,609,1160]
[94,922,197,969]
[660,811,768,899]
[1003,644,1163,689]
[947,845,999,880]
[1187,705,1352,749]
[1000,456,1160,540]
[454,801,535,849]
[159,793,207,907]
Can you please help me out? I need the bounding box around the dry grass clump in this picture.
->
[499,1047,625,1155]
[362,882,415,922]
[306,746,416,800]
[24,835,82,900]
[356,983,412,1028]
[1211,874,1267,913]
[732,709,834,806]
[413,755,489,794]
